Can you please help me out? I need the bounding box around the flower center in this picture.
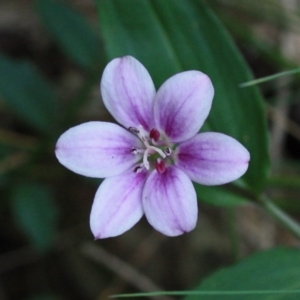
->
[129,125,173,174]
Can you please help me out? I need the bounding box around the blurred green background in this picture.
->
[1,0,300,299]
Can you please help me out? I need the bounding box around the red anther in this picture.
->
[155,160,166,174]
[149,128,160,141]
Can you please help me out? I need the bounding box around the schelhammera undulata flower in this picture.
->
[55,56,250,238]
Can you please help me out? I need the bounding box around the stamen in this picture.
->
[133,165,143,173]
[128,127,139,134]
[129,125,168,170]
[150,128,160,142]
[131,147,138,154]
[130,147,145,154]
[165,147,172,156]
[155,159,166,174]
[134,126,166,159]
[137,125,148,137]
[143,149,150,170]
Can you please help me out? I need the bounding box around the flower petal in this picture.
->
[90,169,148,239]
[101,56,156,131]
[176,132,250,185]
[142,166,198,236]
[55,121,142,178]
[154,71,214,143]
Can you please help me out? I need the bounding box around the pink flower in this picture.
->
[55,56,250,238]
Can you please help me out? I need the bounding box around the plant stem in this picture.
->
[259,195,300,240]
[226,207,240,262]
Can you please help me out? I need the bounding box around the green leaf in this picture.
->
[0,54,58,134]
[11,183,59,251]
[97,0,269,195]
[36,0,101,69]
[185,247,300,300]
[97,0,180,86]
[194,184,249,207]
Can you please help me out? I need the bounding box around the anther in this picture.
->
[165,147,172,156]
[133,165,143,173]
[149,128,160,142]
[128,127,139,134]
[130,147,138,154]
[143,149,151,170]
[155,159,166,174]
[130,147,145,155]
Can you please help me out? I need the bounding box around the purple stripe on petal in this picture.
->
[90,169,148,239]
[143,166,198,236]
[176,132,250,185]
[154,71,214,143]
[55,121,142,178]
[101,56,156,130]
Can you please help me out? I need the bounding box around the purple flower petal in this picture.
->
[142,166,198,236]
[101,56,156,131]
[55,121,142,178]
[176,132,250,185]
[90,169,148,239]
[154,71,214,143]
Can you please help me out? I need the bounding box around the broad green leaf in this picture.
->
[97,0,269,195]
[185,247,300,300]
[194,184,249,206]
[97,0,180,85]
[11,183,59,251]
[0,54,58,134]
[36,0,101,69]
